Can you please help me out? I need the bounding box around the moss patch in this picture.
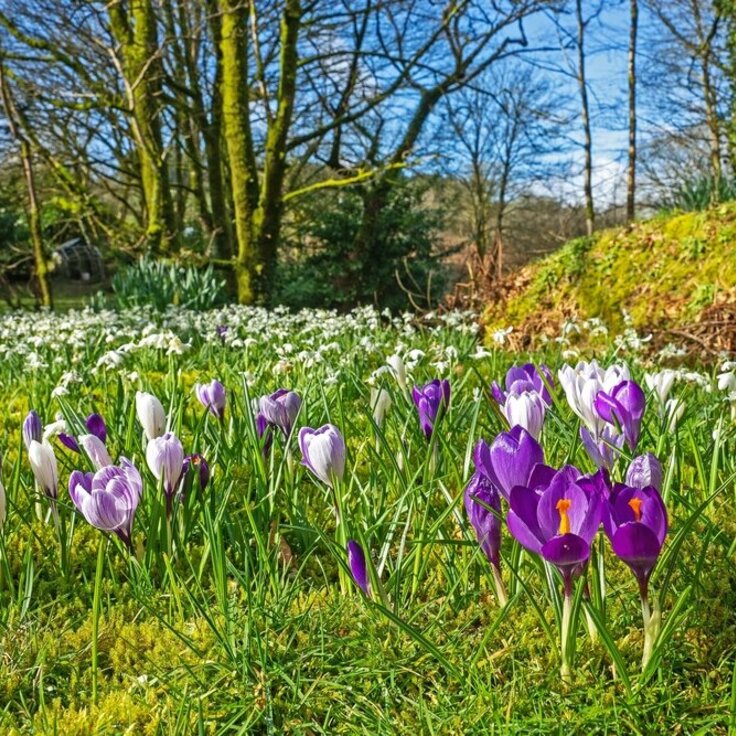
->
[484,204,736,345]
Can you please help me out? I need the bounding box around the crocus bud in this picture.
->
[195,379,227,419]
[182,453,210,493]
[79,434,113,470]
[412,379,451,439]
[259,389,301,436]
[501,390,546,439]
[28,440,58,499]
[23,410,42,450]
[298,424,346,488]
[626,453,663,492]
[464,471,502,569]
[386,354,407,392]
[136,391,166,440]
[146,431,184,502]
[500,363,554,405]
[256,412,273,458]
[85,413,107,443]
[370,387,392,427]
[347,540,370,594]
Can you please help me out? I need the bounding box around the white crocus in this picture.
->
[502,391,546,440]
[136,391,166,441]
[558,360,630,434]
[28,440,58,499]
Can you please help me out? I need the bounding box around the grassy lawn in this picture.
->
[0,305,734,734]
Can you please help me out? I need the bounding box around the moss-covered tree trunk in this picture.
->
[218,0,259,303]
[108,0,176,253]
[252,0,301,296]
[218,0,301,304]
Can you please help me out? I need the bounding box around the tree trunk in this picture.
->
[0,58,52,307]
[702,56,723,190]
[203,4,233,259]
[627,0,638,222]
[576,0,594,236]
[108,0,177,253]
[252,0,301,298]
[218,0,301,304]
[218,0,260,303]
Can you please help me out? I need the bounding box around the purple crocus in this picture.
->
[507,465,603,679]
[595,380,646,451]
[576,467,612,502]
[580,425,625,470]
[347,540,370,595]
[182,453,210,493]
[464,472,502,570]
[195,379,227,419]
[298,424,346,488]
[256,412,273,458]
[68,459,142,548]
[22,410,42,450]
[506,467,602,587]
[259,389,301,437]
[473,426,544,500]
[626,453,663,492]
[492,363,553,405]
[85,413,107,443]
[604,482,668,668]
[604,484,668,594]
[411,379,450,439]
[59,413,107,454]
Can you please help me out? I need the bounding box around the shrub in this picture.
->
[111,257,227,311]
[670,176,736,211]
[275,178,448,311]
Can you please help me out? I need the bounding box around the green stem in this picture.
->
[640,584,660,670]
[492,563,508,607]
[91,536,106,705]
[332,478,349,594]
[560,585,573,683]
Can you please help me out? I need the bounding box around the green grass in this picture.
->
[0,305,734,734]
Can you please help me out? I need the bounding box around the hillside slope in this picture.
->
[483,204,736,351]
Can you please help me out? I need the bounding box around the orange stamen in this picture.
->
[628,497,643,522]
[556,498,572,535]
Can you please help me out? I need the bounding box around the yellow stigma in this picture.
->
[556,499,572,535]
[628,497,643,522]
